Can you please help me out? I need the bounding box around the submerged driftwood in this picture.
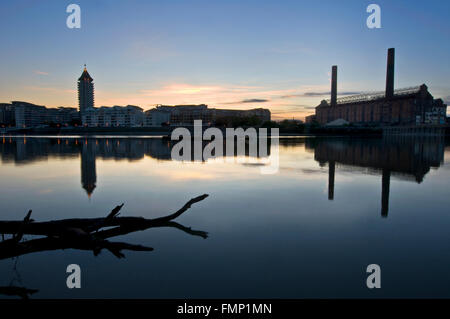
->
[0,194,209,260]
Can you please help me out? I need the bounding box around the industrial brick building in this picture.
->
[312,48,447,126]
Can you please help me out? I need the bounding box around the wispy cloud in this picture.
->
[270,104,315,111]
[133,83,293,108]
[20,80,329,120]
[305,91,362,97]
[75,78,338,121]
[33,70,49,75]
[96,82,326,121]
[281,91,362,98]
[222,98,270,105]
[241,98,269,103]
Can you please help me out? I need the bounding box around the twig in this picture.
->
[149,194,209,223]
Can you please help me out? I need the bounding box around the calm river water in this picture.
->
[0,135,449,298]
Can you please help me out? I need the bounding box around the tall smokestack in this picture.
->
[328,161,335,200]
[331,65,337,107]
[385,48,395,99]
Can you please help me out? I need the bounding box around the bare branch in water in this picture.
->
[0,194,209,260]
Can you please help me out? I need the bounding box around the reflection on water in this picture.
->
[1,137,271,197]
[306,136,446,217]
[1,136,445,205]
[0,135,450,298]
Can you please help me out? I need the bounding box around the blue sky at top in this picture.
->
[0,0,449,119]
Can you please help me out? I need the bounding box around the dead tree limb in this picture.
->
[0,194,209,237]
[0,194,209,260]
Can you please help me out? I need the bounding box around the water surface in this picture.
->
[0,135,449,298]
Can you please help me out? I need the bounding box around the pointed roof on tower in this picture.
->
[78,64,93,82]
[83,183,96,198]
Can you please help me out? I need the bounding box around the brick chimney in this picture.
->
[331,65,337,107]
[385,48,395,99]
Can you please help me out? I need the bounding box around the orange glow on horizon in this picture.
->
[1,81,325,121]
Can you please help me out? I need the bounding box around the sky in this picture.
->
[0,0,449,120]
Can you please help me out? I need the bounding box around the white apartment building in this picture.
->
[81,105,144,127]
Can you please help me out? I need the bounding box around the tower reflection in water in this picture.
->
[81,139,96,197]
[0,136,446,217]
[306,136,446,217]
[0,137,271,197]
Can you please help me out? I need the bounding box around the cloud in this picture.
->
[241,98,269,103]
[33,70,49,75]
[305,91,362,97]
[281,91,362,98]
[97,81,331,120]
[280,94,303,98]
[270,105,315,113]
[222,98,270,105]
[131,83,294,108]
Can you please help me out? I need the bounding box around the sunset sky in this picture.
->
[0,0,449,120]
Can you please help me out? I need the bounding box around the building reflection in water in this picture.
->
[0,136,446,216]
[306,136,446,217]
[81,139,96,197]
[0,137,270,198]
